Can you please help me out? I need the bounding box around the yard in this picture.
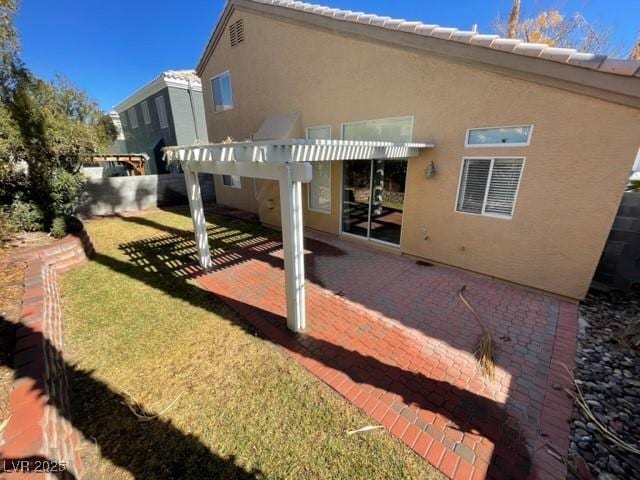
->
[61,209,442,479]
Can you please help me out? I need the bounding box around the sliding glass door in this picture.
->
[341,159,407,246]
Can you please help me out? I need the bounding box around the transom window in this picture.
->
[222,175,241,188]
[305,126,332,213]
[456,157,524,218]
[465,126,532,147]
[342,116,413,143]
[211,71,233,112]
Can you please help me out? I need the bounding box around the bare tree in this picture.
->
[506,0,520,39]
[494,2,618,56]
[630,34,640,60]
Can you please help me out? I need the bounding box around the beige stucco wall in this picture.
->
[199,8,640,299]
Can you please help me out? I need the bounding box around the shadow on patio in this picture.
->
[87,209,576,479]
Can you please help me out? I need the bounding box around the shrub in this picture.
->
[9,199,44,232]
[48,168,84,216]
[49,216,67,238]
[0,208,15,247]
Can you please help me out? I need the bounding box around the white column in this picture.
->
[279,164,306,332]
[184,165,212,269]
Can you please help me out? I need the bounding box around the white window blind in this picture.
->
[456,158,524,218]
[155,96,169,129]
[141,100,151,125]
[128,108,138,129]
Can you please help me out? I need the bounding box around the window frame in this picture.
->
[464,125,533,148]
[305,125,332,214]
[211,70,234,113]
[141,100,151,125]
[222,175,242,189]
[155,96,169,129]
[128,108,138,129]
[340,115,414,142]
[454,156,526,220]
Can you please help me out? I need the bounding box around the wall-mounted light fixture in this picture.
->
[425,160,437,178]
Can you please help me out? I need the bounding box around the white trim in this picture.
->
[464,125,534,148]
[340,115,415,142]
[114,71,202,112]
[210,70,234,113]
[454,156,526,219]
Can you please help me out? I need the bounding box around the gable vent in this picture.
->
[229,19,245,47]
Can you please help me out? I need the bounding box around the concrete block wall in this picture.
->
[593,192,640,290]
[75,173,215,217]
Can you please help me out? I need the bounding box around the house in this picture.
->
[113,70,207,174]
[192,0,640,301]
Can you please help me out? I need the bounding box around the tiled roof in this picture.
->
[248,0,640,77]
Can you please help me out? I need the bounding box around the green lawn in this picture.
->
[61,208,441,479]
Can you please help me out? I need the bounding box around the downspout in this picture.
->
[187,79,201,142]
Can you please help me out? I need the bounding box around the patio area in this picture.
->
[193,228,578,480]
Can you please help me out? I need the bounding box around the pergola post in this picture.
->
[184,165,212,269]
[278,164,306,332]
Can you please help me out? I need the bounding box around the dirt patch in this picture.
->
[0,255,26,423]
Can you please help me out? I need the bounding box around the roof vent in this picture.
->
[229,19,245,47]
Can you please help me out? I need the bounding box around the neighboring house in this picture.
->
[107,111,127,154]
[114,70,207,174]
[194,0,640,300]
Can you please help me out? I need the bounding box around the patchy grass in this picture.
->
[61,209,441,480]
[0,256,24,423]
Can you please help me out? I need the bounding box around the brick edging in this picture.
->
[0,231,93,479]
[530,302,578,479]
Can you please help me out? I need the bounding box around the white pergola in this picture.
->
[165,139,433,333]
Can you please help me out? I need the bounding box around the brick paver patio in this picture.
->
[195,230,578,480]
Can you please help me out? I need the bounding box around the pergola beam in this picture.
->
[165,138,433,334]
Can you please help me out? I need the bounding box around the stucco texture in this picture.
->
[199,7,640,299]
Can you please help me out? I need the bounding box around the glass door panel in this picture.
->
[342,160,371,238]
[369,160,406,245]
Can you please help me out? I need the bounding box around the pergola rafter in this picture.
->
[165,139,434,332]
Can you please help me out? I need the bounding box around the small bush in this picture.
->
[0,208,15,247]
[9,199,44,232]
[50,216,67,238]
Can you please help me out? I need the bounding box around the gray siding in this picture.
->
[118,87,207,174]
[119,87,177,174]
[168,87,207,145]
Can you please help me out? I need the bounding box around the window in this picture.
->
[456,158,524,218]
[120,113,128,129]
[222,175,241,188]
[128,108,138,129]
[342,116,413,142]
[141,100,151,125]
[305,126,332,213]
[465,126,532,147]
[211,71,233,112]
[155,96,169,129]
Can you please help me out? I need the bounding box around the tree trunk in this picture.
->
[506,0,521,39]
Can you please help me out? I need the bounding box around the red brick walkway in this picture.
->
[196,231,577,480]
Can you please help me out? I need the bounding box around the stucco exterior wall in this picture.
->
[199,7,640,299]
